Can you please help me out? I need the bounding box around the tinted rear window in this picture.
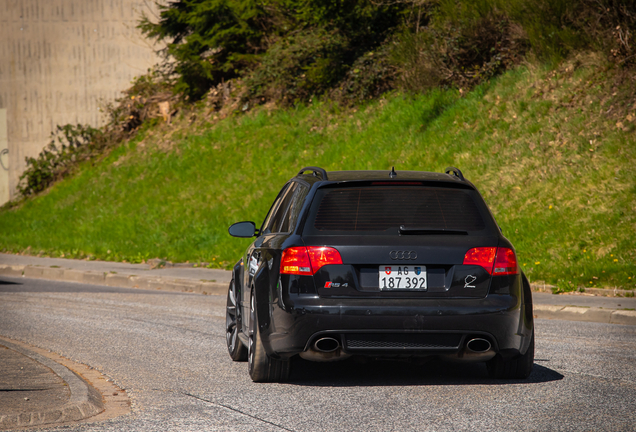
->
[308,186,486,233]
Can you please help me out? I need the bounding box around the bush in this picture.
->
[575,0,636,67]
[392,0,531,92]
[243,28,349,104]
[330,44,396,104]
[18,125,103,197]
[389,0,636,94]
[394,14,526,92]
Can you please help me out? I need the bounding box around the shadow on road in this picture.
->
[0,279,21,285]
[0,277,186,295]
[287,357,563,386]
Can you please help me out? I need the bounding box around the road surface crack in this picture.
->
[180,391,295,431]
[557,369,636,385]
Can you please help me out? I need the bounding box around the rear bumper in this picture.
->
[263,293,532,361]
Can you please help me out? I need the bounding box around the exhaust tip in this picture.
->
[466,338,491,353]
[314,337,340,353]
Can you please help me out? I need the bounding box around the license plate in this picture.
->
[379,265,427,290]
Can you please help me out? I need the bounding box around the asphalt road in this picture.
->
[1,276,635,431]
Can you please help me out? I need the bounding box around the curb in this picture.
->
[0,264,227,296]
[534,304,636,325]
[531,283,634,298]
[0,339,103,430]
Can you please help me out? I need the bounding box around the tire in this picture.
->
[248,289,290,382]
[226,280,247,361]
[487,331,535,379]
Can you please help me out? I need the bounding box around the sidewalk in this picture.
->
[0,253,231,296]
[1,253,635,325]
[0,338,103,430]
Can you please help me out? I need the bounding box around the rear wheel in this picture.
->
[226,280,247,361]
[487,331,534,379]
[248,289,290,382]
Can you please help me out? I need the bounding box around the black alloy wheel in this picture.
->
[226,280,247,361]
[248,288,290,382]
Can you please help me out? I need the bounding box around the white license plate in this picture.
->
[379,265,427,290]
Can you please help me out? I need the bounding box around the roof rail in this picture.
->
[444,166,465,181]
[298,166,328,180]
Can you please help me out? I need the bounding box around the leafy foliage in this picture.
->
[140,0,405,101]
[393,5,526,92]
[329,44,396,104]
[243,28,349,103]
[18,125,103,197]
[387,0,636,94]
[139,0,272,100]
[140,0,636,103]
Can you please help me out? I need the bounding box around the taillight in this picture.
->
[280,246,342,275]
[492,247,519,275]
[306,247,343,271]
[281,247,313,275]
[463,247,496,273]
[463,247,518,275]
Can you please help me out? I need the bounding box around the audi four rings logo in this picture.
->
[389,250,417,260]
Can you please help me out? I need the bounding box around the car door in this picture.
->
[241,182,295,331]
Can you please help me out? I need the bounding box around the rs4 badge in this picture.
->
[324,282,348,288]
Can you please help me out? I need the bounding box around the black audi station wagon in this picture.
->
[227,167,534,382]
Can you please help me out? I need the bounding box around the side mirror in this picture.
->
[228,221,257,238]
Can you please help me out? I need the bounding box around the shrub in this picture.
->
[392,0,636,93]
[330,44,396,104]
[392,1,528,92]
[243,28,349,104]
[18,125,104,197]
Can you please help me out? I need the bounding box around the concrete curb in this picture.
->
[531,283,635,297]
[0,264,227,296]
[534,304,636,325]
[0,339,103,430]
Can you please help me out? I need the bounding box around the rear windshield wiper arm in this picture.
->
[398,225,468,235]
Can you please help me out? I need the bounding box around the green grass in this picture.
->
[1,56,634,290]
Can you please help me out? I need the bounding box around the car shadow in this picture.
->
[287,357,563,386]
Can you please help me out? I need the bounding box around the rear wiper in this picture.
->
[398,225,468,235]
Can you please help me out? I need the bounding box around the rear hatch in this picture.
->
[301,182,501,298]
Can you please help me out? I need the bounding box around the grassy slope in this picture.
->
[1,57,634,290]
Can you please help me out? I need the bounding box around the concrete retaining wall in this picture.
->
[0,0,163,202]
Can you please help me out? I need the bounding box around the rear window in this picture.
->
[307,186,487,233]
